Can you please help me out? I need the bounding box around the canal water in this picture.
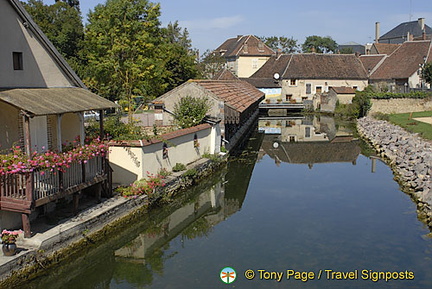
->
[23,116,432,289]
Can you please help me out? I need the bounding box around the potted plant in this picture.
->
[2,229,21,256]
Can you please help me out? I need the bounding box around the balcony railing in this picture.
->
[0,156,108,213]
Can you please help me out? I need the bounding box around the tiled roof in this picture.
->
[371,43,400,55]
[215,35,274,57]
[242,78,281,88]
[109,123,212,147]
[251,54,367,80]
[380,20,432,42]
[370,40,432,80]
[330,87,356,94]
[212,69,239,80]
[359,54,387,74]
[193,80,265,112]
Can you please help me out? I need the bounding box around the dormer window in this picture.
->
[13,52,23,70]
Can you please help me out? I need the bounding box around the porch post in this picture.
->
[78,112,85,146]
[21,213,31,238]
[98,109,104,139]
[57,114,63,152]
[22,112,31,156]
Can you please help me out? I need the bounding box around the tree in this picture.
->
[161,21,198,91]
[173,96,210,128]
[260,36,299,53]
[197,49,226,79]
[422,62,432,86]
[23,0,84,71]
[81,0,167,123]
[339,47,354,54]
[302,35,338,53]
[55,0,80,10]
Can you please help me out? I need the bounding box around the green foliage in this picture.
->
[302,35,338,53]
[157,167,171,177]
[422,62,432,86]
[352,92,372,118]
[80,0,197,123]
[173,96,210,128]
[85,115,147,140]
[372,112,390,121]
[172,163,186,172]
[260,36,299,53]
[183,168,197,178]
[359,90,432,99]
[23,0,84,71]
[197,49,227,79]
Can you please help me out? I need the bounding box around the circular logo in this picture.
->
[220,267,237,284]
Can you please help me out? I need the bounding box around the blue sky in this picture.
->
[42,0,432,54]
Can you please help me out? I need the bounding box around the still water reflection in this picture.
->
[25,116,432,289]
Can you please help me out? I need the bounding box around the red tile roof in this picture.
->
[109,123,212,147]
[359,55,387,74]
[371,43,400,55]
[250,54,367,80]
[330,86,356,94]
[370,40,432,80]
[192,80,264,112]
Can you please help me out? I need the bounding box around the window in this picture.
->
[353,86,358,90]
[290,79,297,86]
[252,58,258,69]
[305,127,311,138]
[13,52,23,70]
[316,86,322,94]
[306,83,311,94]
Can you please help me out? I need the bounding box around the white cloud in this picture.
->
[180,15,245,30]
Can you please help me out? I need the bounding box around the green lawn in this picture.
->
[388,111,432,140]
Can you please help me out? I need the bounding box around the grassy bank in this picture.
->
[385,111,432,140]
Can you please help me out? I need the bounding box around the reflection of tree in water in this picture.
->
[181,217,213,240]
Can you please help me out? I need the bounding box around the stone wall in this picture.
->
[357,117,432,228]
[370,98,432,114]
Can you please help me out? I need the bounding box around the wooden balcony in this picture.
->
[0,156,112,237]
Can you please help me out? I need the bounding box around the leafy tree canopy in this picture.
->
[260,36,299,53]
[197,49,226,79]
[23,0,83,69]
[173,96,210,128]
[81,0,197,121]
[422,62,432,86]
[302,35,338,53]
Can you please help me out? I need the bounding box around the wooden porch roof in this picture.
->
[0,87,117,116]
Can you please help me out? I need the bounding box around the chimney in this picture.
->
[418,18,425,30]
[375,22,380,43]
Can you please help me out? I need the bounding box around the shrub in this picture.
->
[173,95,210,128]
[172,163,186,172]
[183,168,197,178]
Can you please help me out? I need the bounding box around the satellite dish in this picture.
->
[273,73,280,80]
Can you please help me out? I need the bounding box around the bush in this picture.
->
[173,95,210,128]
[172,163,186,172]
[183,168,197,178]
[86,115,147,140]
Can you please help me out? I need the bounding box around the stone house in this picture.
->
[364,40,432,91]
[152,80,264,150]
[214,35,274,78]
[248,54,368,103]
[0,0,116,236]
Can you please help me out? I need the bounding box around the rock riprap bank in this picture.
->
[357,117,432,228]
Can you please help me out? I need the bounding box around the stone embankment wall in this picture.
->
[357,117,432,228]
[370,98,432,114]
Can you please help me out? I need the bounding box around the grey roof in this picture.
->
[0,88,117,116]
[380,19,432,42]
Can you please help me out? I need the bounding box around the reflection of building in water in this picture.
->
[114,182,225,261]
[259,116,361,168]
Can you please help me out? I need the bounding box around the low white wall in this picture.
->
[109,124,219,186]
